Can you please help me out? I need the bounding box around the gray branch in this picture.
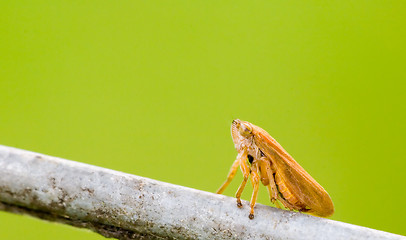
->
[0,145,403,240]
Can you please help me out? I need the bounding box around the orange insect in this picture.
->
[216,119,334,219]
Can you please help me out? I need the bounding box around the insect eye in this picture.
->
[239,123,252,137]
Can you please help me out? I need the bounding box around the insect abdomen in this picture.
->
[275,173,304,210]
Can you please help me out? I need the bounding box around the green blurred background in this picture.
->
[1,0,405,238]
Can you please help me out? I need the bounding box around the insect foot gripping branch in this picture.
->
[216,119,334,219]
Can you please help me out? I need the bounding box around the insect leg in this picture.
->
[265,185,282,209]
[216,151,245,194]
[258,158,281,208]
[259,158,278,199]
[248,162,260,219]
[235,151,250,208]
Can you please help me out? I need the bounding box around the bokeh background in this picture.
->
[1,0,405,238]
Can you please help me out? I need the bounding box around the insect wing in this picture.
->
[253,126,334,217]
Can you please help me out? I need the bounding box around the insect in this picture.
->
[216,119,334,219]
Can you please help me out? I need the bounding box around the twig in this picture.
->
[0,145,404,240]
